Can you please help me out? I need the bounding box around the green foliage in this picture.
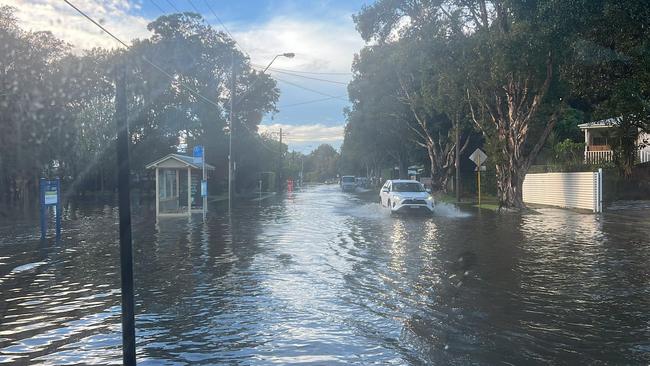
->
[304,144,339,182]
[554,107,585,142]
[0,7,280,207]
[347,0,650,207]
[553,138,585,167]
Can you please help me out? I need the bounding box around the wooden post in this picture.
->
[187,166,191,216]
[175,169,179,210]
[155,167,159,216]
[478,167,481,207]
[584,129,589,162]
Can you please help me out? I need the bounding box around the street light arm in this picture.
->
[262,52,295,74]
[262,55,280,74]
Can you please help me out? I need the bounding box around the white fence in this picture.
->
[640,149,650,164]
[585,150,613,164]
[523,170,603,213]
[585,149,650,164]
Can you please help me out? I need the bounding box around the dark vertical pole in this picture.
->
[455,115,461,202]
[39,178,46,239]
[55,177,61,239]
[228,52,234,211]
[278,128,283,192]
[115,63,136,366]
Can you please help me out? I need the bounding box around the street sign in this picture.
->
[474,166,487,172]
[43,181,58,205]
[201,180,207,197]
[468,148,488,207]
[469,148,488,167]
[193,145,203,164]
[40,178,61,239]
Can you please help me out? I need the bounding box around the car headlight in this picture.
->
[426,195,434,201]
[393,196,401,203]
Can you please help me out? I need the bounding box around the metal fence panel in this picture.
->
[523,171,603,212]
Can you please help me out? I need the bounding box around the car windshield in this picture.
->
[342,177,355,183]
[392,182,424,192]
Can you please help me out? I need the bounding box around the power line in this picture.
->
[182,2,346,123]
[201,0,246,55]
[278,95,347,108]
[150,0,166,14]
[63,0,129,48]
[63,0,276,152]
[165,0,180,12]
[253,65,352,76]
[253,66,349,85]
[273,76,349,101]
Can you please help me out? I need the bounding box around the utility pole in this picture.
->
[115,63,136,366]
[300,156,304,187]
[455,115,461,202]
[277,128,283,192]
[228,52,234,210]
[202,146,206,220]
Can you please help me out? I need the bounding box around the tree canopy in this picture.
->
[343,0,650,208]
[0,7,280,209]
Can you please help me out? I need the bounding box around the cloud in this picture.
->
[4,0,151,51]
[9,1,360,138]
[8,1,364,75]
[233,15,363,74]
[258,123,344,152]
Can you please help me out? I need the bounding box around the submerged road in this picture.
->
[1,184,649,364]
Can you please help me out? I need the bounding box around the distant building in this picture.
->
[578,117,650,164]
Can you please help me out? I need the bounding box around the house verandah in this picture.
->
[579,117,650,164]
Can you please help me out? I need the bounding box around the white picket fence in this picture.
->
[523,170,603,213]
[640,149,650,164]
[585,150,613,164]
[585,149,650,164]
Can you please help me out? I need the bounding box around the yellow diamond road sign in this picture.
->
[469,148,488,166]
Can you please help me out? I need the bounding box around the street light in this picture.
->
[229,52,295,206]
[262,52,295,73]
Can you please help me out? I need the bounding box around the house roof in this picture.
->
[578,117,620,130]
[145,153,215,170]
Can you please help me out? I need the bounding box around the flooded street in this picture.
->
[1,184,650,365]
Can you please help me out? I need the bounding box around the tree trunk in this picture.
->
[467,56,555,210]
[495,165,525,209]
[398,157,408,179]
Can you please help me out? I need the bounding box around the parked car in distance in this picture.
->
[379,179,434,214]
[355,177,369,188]
[340,176,356,192]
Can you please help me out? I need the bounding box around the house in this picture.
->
[578,117,650,164]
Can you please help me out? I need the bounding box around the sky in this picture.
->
[8,0,369,153]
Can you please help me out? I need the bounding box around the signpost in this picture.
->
[469,148,488,207]
[39,178,61,239]
[192,145,203,165]
[194,145,207,219]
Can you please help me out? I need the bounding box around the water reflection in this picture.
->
[0,188,649,364]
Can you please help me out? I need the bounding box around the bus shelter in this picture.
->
[146,154,215,217]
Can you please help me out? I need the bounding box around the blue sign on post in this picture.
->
[193,145,203,164]
[201,180,207,197]
[40,178,61,239]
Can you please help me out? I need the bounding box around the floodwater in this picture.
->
[1,185,649,365]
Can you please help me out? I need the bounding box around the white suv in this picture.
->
[380,180,434,214]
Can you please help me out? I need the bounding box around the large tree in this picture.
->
[0,9,282,210]
[345,44,416,179]
[127,12,279,192]
[354,0,571,208]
